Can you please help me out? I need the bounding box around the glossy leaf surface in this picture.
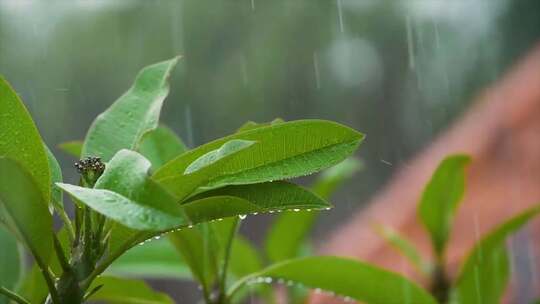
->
[82,57,180,161]
[230,256,437,304]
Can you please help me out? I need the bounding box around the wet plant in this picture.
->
[1,56,538,304]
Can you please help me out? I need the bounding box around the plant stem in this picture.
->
[0,286,31,304]
[431,255,449,303]
[217,218,241,304]
[53,234,71,272]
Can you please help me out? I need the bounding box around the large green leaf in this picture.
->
[57,140,83,158]
[88,276,174,304]
[229,256,437,304]
[81,57,180,161]
[451,206,540,304]
[57,150,186,231]
[138,125,188,170]
[184,139,256,175]
[153,120,364,199]
[0,226,21,304]
[418,154,470,255]
[0,158,53,266]
[108,239,190,279]
[0,76,50,204]
[265,158,361,262]
[45,145,63,208]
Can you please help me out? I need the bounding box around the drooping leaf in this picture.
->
[0,76,51,203]
[154,120,364,199]
[108,239,190,279]
[0,226,21,304]
[373,224,431,276]
[229,235,263,278]
[229,256,437,304]
[418,154,470,255]
[57,150,186,231]
[0,158,53,265]
[45,145,63,208]
[57,140,83,158]
[451,206,540,304]
[169,226,218,292]
[138,125,188,170]
[265,158,361,262]
[184,139,256,175]
[88,276,174,304]
[81,57,180,161]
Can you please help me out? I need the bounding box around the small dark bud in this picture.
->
[75,156,105,186]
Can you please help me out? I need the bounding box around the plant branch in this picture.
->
[0,286,31,304]
[53,233,71,273]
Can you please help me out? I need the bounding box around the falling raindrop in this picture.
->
[337,0,344,33]
[406,15,415,71]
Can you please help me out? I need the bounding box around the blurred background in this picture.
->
[1,0,540,302]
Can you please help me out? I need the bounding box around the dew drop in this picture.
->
[238,214,247,220]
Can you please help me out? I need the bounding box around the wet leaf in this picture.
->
[88,276,174,304]
[108,239,191,279]
[229,256,437,304]
[418,154,470,255]
[57,140,83,158]
[57,150,186,231]
[0,158,53,266]
[82,57,180,161]
[138,125,188,170]
[236,118,285,133]
[451,205,540,304]
[0,76,51,204]
[154,120,364,199]
[184,139,256,174]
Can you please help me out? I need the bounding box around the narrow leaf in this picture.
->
[373,224,431,276]
[88,276,174,304]
[229,256,437,304]
[0,158,53,265]
[451,206,540,304]
[45,145,63,208]
[184,139,256,174]
[138,125,187,169]
[0,76,50,203]
[82,57,180,161]
[229,236,263,278]
[57,140,83,158]
[154,120,364,199]
[418,154,470,255]
[311,157,362,198]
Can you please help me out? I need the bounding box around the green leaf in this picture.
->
[229,256,437,304]
[45,145,63,208]
[0,76,51,204]
[138,125,187,170]
[0,158,53,266]
[373,224,431,276]
[265,211,318,263]
[57,140,83,158]
[0,226,21,304]
[17,265,48,304]
[264,158,361,263]
[81,57,180,161]
[108,239,191,279]
[451,205,540,304]
[185,139,256,175]
[418,154,471,255]
[88,276,174,304]
[57,150,186,231]
[169,226,218,292]
[229,236,263,278]
[154,120,364,199]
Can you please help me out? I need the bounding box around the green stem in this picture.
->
[431,255,449,303]
[217,218,241,304]
[53,234,71,272]
[53,203,75,243]
[0,286,31,304]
